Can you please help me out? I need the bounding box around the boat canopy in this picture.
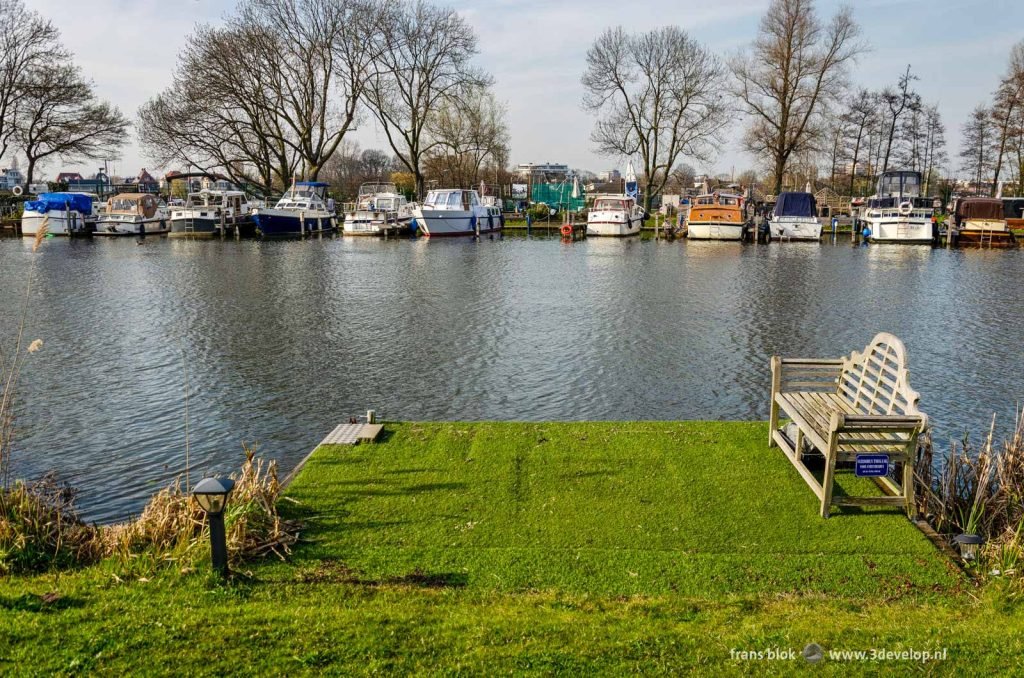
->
[296,182,329,188]
[24,192,93,215]
[107,193,158,218]
[957,198,1004,220]
[774,192,816,218]
[1003,198,1024,219]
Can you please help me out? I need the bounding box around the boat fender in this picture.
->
[560,224,573,237]
[898,201,913,216]
[470,215,477,229]
[862,226,872,238]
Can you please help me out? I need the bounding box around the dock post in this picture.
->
[300,211,305,236]
[366,409,376,424]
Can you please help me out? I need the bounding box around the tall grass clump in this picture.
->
[916,412,1024,576]
[103,445,302,573]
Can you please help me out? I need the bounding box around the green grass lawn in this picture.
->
[2,422,1021,675]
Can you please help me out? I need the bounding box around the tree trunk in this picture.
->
[772,151,786,196]
[25,158,37,190]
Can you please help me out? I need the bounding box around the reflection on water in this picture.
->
[1,235,1022,521]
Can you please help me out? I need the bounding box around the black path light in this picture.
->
[192,477,236,576]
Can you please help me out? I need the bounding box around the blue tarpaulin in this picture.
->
[774,192,816,217]
[24,193,93,215]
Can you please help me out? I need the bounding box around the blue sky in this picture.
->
[21,0,1024,180]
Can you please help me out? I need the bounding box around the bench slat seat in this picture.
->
[769,333,927,518]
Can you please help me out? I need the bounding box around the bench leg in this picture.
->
[795,428,804,463]
[768,356,781,447]
[903,457,916,519]
[820,428,840,518]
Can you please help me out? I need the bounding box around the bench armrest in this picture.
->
[771,356,844,394]
[828,412,928,433]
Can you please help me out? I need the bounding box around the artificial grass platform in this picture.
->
[289,422,958,597]
[8,421,1024,675]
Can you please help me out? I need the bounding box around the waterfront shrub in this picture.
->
[103,445,301,571]
[916,413,1024,577]
[0,475,102,574]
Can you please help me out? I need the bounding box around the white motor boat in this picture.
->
[95,193,169,236]
[586,194,644,236]
[860,171,935,244]
[21,192,98,236]
[251,181,337,237]
[411,189,502,237]
[169,190,252,238]
[769,192,822,241]
[343,183,414,236]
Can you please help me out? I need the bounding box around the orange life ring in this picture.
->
[560,224,573,237]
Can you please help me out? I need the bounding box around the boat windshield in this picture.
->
[594,198,628,211]
[718,196,739,206]
[423,191,452,207]
[877,172,922,198]
[375,198,395,210]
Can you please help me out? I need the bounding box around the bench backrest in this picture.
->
[836,332,923,418]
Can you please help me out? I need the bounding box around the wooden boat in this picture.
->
[686,192,746,240]
[951,197,1015,247]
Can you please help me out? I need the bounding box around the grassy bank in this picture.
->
[2,422,1021,674]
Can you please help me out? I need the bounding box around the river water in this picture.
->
[1,234,1021,522]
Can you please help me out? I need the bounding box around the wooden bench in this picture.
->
[768,333,928,518]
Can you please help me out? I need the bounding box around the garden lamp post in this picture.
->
[954,533,983,562]
[192,477,235,576]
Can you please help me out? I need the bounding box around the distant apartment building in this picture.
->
[842,161,869,177]
[514,162,569,182]
[597,169,621,182]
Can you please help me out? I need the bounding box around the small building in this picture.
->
[116,168,160,195]
[0,167,25,191]
[55,172,84,184]
[597,169,621,182]
[514,162,569,182]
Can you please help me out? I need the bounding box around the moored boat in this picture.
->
[860,170,935,244]
[251,181,337,237]
[21,192,97,236]
[586,194,643,237]
[411,189,502,237]
[343,183,414,236]
[1003,197,1024,234]
[169,190,252,238]
[951,197,1015,247]
[94,193,169,236]
[686,192,746,240]
[768,191,821,241]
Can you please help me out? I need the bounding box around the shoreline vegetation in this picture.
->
[2,421,1023,673]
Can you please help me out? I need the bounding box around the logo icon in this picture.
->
[802,643,824,664]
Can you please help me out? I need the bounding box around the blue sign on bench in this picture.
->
[855,454,889,477]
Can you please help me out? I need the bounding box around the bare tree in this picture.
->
[362,0,490,198]
[841,89,876,195]
[0,0,68,163]
[426,88,509,190]
[990,41,1024,196]
[920,104,947,196]
[138,0,378,193]
[583,26,728,217]
[960,105,996,195]
[879,65,921,173]
[16,62,129,187]
[731,0,863,195]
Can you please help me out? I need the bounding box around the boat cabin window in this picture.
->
[376,198,394,210]
[594,198,628,211]
[110,198,138,211]
[718,196,738,206]
[695,196,714,205]
[424,191,448,207]
[449,193,463,208]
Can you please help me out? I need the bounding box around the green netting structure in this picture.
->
[531,183,586,212]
